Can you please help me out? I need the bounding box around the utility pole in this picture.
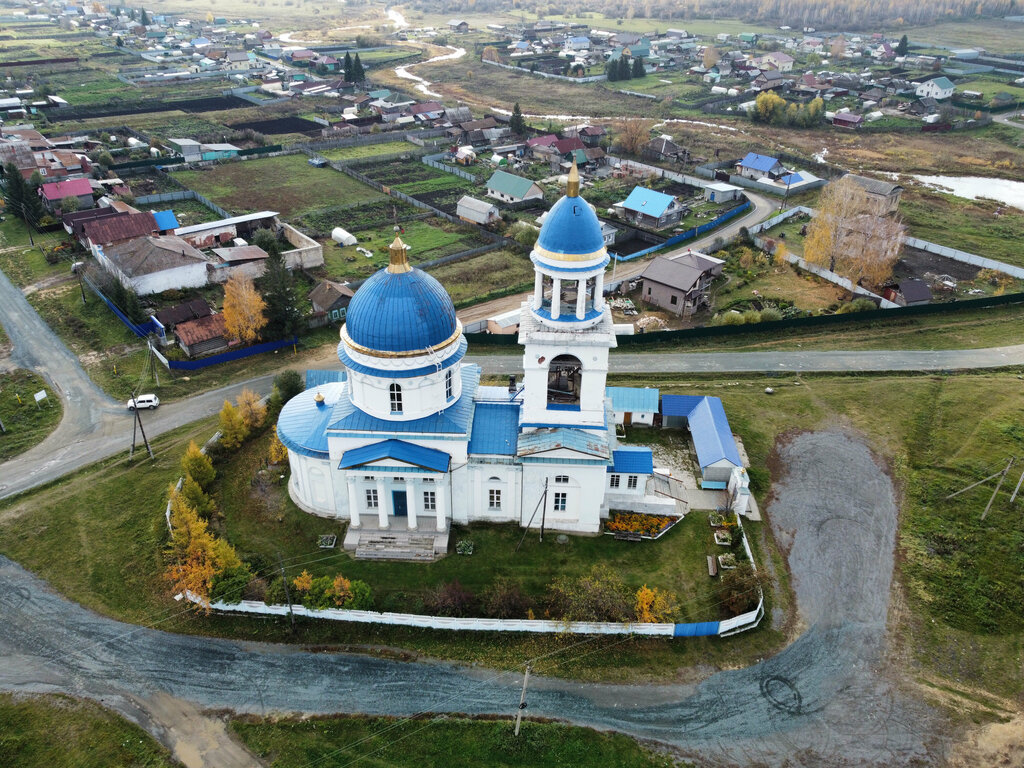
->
[513,664,531,737]
[278,551,295,630]
[135,404,154,459]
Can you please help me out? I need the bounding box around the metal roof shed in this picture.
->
[660,394,742,487]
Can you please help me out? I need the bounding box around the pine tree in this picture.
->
[352,53,365,82]
[21,173,46,226]
[605,60,618,81]
[617,57,631,81]
[896,34,909,57]
[258,249,302,340]
[140,7,149,25]
[632,56,645,79]
[343,51,353,82]
[509,102,526,135]
[2,162,27,222]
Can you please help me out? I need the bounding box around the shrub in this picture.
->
[759,306,783,323]
[274,370,304,404]
[344,579,374,610]
[742,309,762,324]
[482,579,530,619]
[547,564,632,622]
[424,579,477,617]
[210,565,254,605]
[718,562,770,616]
[712,311,745,326]
[634,584,678,623]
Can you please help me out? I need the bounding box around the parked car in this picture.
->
[127,394,160,410]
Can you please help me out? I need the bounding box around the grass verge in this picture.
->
[0,370,63,461]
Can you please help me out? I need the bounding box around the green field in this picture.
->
[428,248,535,307]
[0,370,62,461]
[28,283,139,357]
[907,18,1024,54]
[600,71,707,100]
[232,714,678,768]
[0,694,175,768]
[172,155,386,220]
[319,141,419,162]
[955,79,1024,102]
[0,241,71,289]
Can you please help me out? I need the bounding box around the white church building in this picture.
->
[276,163,671,557]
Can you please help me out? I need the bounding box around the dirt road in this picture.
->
[0,431,947,766]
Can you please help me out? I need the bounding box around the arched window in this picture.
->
[547,354,582,406]
[389,383,403,414]
[445,369,453,400]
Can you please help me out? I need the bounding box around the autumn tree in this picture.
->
[181,440,215,489]
[218,400,250,450]
[547,564,632,622]
[222,273,267,345]
[830,35,846,58]
[268,426,289,464]
[804,176,904,288]
[180,473,217,519]
[634,584,678,623]
[702,45,720,69]
[614,119,649,156]
[236,388,266,431]
[481,45,500,62]
[718,563,770,616]
[164,487,240,607]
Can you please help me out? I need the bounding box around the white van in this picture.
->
[126,394,160,410]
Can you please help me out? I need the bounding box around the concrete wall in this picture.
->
[280,221,324,269]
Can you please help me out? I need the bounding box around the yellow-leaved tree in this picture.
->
[615,118,650,156]
[218,400,250,450]
[164,486,240,608]
[635,584,679,623]
[181,440,215,488]
[236,388,266,431]
[222,273,267,345]
[269,426,289,465]
[481,45,500,62]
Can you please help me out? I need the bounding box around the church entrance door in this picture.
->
[392,490,408,517]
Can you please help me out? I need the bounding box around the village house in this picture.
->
[154,298,213,334]
[80,211,159,254]
[175,312,229,357]
[456,196,500,225]
[832,112,863,129]
[448,19,469,33]
[486,170,544,204]
[845,174,903,215]
[97,235,208,296]
[39,177,93,213]
[642,136,686,163]
[753,69,787,91]
[736,152,786,180]
[661,395,743,488]
[639,250,725,316]
[884,278,932,307]
[703,182,744,203]
[616,186,687,229]
[606,386,659,427]
[764,51,795,71]
[309,279,354,323]
[916,76,955,100]
[207,244,271,283]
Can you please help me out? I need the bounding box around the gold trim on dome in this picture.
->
[387,236,412,273]
[342,323,463,359]
[533,243,608,263]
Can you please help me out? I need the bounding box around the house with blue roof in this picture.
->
[606,386,659,426]
[736,152,786,181]
[615,186,686,229]
[275,162,670,559]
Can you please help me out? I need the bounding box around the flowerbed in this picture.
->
[605,511,679,539]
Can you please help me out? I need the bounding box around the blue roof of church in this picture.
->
[609,446,654,474]
[517,428,610,459]
[535,192,606,259]
[305,369,347,389]
[468,402,521,455]
[661,395,741,469]
[606,386,659,413]
[344,266,457,353]
[328,365,480,435]
[340,439,451,473]
[275,383,346,459]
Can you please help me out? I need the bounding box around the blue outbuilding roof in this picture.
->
[609,446,654,474]
[152,209,179,231]
[340,439,451,473]
[328,365,480,435]
[468,402,520,455]
[534,191,607,260]
[606,386,659,414]
[305,369,347,389]
[619,186,676,218]
[275,382,346,459]
[517,428,609,460]
[778,172,803,186]
[738,152,782,172]
[661,395,741,470]
[344,266,457,353]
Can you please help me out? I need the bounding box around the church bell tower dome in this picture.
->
[533,161,608,265]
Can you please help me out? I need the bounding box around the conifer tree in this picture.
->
[509,102,526,134]
[343,51,353,82]
[632,56,645,78]
[352,53,365,82]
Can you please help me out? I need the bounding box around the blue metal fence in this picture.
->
[611,201,752,262]
[166,336,298,370]
[82,273,163,338]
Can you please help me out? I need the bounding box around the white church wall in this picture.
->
[520,338,611,428]
[520,464,604,533]
[346,365,462,422]
[287,450,338,518]
[467,463,521,523]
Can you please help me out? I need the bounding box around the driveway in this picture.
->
[0,431,945,766]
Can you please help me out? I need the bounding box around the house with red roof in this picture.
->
[39,177,94,212]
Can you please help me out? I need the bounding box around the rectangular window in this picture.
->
[423,490,436,511]
[627,475,638,489]
[445,369,453,400]
[553,491,567,512]
[609,474,620,488]
[489,489,501,509]
[365,489,378,508]
[670,295,678,305]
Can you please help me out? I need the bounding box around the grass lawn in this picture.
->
[427,248,535,307]
[321,218,489,281]
[319,141,418,162]
[600,72,706,99]
[714,260,846,313]
[138,198,222,227]
[232,714,679,768]
[28,283,139,357]
[954,79,1024,102]
[0,243,70,288]
[905,18,1024,54]
[0,370,62,461]
[173,155,386,220]
[0,694,176,768]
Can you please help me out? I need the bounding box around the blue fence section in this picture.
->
[167,336,298,370]
[673,621,720,637]
[611,201,752,262]
[82,273,162,338]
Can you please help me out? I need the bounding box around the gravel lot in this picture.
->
[0,431,946,766]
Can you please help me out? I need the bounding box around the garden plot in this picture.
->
[357,158,479,215]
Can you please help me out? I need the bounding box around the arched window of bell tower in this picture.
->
[547,355,582,406]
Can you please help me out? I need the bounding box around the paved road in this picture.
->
[0,431,943,766]
[457,191,775,326]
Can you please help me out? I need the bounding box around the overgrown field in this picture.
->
[427,248,535,307]
[0,693,176,768]
[0,369,62,461]
[172,155,386,219]
[28,284,139,357]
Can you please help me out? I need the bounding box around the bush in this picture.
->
[274,370,304,404]
[210,565,254,604]
[547,564,632,622]
[718,562,770,616]
[837,298,877,314]
[344,579,374,610]
[741,309,762,324]
[482,578,530,619]
[181,441,215,489]
[424,579,477,617]
[712,311,745,326]
[759,306,783,323]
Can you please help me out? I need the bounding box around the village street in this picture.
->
[0,430,945,767]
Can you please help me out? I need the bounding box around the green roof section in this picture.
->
[486,170,539,199]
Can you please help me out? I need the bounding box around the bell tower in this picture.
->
[518,161,616,430]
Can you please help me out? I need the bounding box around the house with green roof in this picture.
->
[486,170,544,204]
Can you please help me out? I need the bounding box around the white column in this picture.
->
[405,477,418,530]
[595,271,605,311]
[375,477,388,529]
[533,271,543,310]
[575,277,587,319]
[551,277,561,319]
[346,475,360,528]
[436,478,448,532]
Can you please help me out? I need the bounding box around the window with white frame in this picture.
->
[627,475,638,489]
[489,489,502,509]
[445,369,453,400]
[609,474,620,488]
[365,489,378,508]
[553,491,567,512]
[389,383,403,414]
[423,490,436,511]
[554,475,569,484]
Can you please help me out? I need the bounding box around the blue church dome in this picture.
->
[534,163,606,262]
[344,238,458,353]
